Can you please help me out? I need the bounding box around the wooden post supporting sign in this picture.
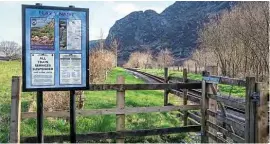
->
[36,91,44,143]
[70,90,76,143]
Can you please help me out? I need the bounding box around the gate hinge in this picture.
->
[251,92,260,103]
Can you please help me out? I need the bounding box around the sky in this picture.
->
[0,1,175,45]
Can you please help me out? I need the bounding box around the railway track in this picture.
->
[125,68,245,120]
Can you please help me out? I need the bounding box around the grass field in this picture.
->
[0,61,196,143]
[140,68,245,97]
[0,61,36,142]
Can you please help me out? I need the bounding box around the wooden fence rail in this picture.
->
[206,120,245,143]
[88,83,201,91]
[206,75,246,87]
[21,105,201,119]
[21,125,201,143]
[207,94,245,111]
[11,75,202,143]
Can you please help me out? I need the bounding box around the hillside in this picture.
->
[105,1,236,63]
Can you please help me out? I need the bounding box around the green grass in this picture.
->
[140,68,245,97]
[0,61,35,142]
[0,62,192,143]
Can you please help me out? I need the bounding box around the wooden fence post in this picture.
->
[195,63,197,74]
[217,63,219,76]
[201,72,209,143]
[116,76,125,143]
[164,67,169,106]
[9,76,22,143]
[245,77,256,143]
[255,82,269,143]
[205,66,218,142]
[183,68,188,126]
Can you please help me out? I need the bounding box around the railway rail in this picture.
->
[125,68,246,137]
[126,68,245,113]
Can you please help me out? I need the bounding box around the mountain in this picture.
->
[105,1,236,64]
[89,39,104,50]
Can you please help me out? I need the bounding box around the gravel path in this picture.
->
[126,69,159,83]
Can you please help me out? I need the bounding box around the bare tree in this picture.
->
[110,38,119,67]
[90,48,116,83]
[99,29,104,51]
[198,2,269,82]
[124,50,154,68]
[0,41,21,60]
[124,52,140,68]
[157,48,174,68]
[144,47,153,69]
[191,47,217,72]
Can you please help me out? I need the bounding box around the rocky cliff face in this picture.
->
[105,1,236,63]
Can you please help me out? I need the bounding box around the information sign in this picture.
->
[22,5,89,91]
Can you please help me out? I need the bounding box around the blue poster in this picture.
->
[22,5,89,91]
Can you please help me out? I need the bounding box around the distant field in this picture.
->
[0,61,195,143]
[140,68,245,97]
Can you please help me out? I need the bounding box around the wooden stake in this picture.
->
[164,67,169,106]
[201,79,209,143]
[9,76,22,143]
[245,77,256,143]
[195,63,197,74]
[116,76,125,143]
[205,66,218,142]
[183,68,188,126]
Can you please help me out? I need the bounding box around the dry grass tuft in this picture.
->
[89,49,116,83]
[43,91,70,111]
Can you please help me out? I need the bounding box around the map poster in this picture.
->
[30,18,55,50]
[60,54,82,85]
[67,20,82,50]
[31,53,55,86]
[59,19,67,50]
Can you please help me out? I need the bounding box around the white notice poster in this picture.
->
[31,53,54,86]
[67,20,81,50]
[60,54,82,85]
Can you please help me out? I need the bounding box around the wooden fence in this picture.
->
[166,68,268,143]
[8,68,269,143]
[9,76,202,143]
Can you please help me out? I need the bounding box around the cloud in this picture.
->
[112,2,166,16]
[147,7,164,13]
[113,3,139,15]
